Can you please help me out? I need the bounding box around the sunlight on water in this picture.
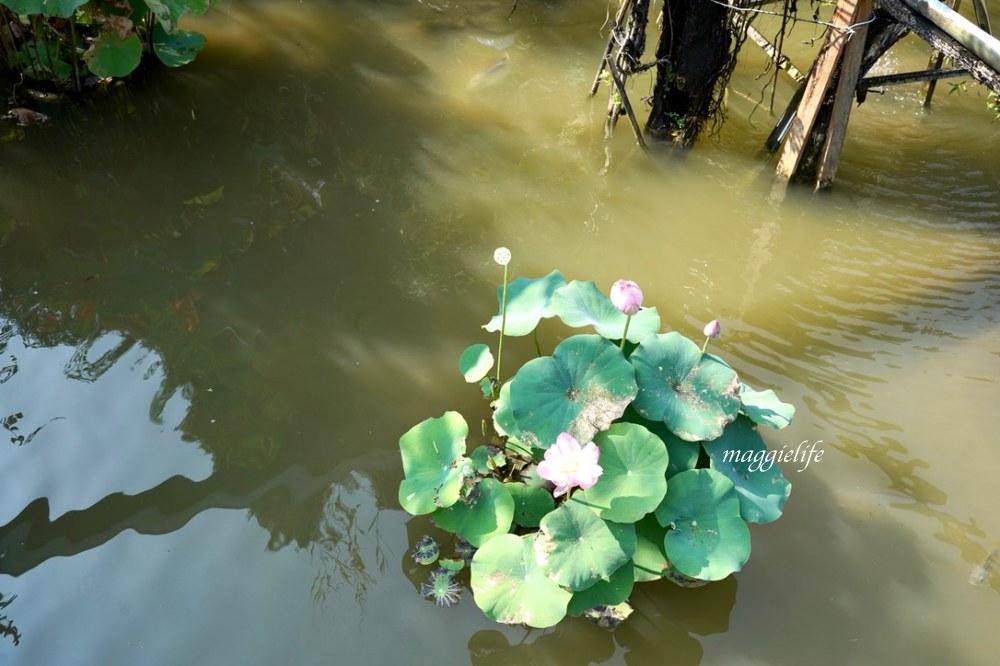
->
[0,0,998,663]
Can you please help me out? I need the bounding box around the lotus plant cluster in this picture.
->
[399,249,795,628]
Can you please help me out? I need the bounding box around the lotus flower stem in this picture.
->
[493,248,512,395]
[532,329,542,357]
[620,315,632,351]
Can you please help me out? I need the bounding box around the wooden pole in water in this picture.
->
[816,0,874,189]
[775,0,866,180]
[922,0,960,108]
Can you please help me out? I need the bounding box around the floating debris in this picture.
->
[969,547,1000,586]
[2,108,49,126]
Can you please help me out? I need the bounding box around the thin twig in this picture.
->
[591,0,634,95]
[605,54,649,152]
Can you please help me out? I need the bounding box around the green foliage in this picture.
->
[399,261,795,627]
[0,0,215,90]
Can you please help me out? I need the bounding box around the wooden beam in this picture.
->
[861,67,967,89]
[879,0,1000,95]
[816,0,874,189]
[776,0,865,180]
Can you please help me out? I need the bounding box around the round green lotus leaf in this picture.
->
[459,343,494,383]
[510,335,638,449]
[535,499,636,592]
[85,31,143,78]
[484,270,566,337]
[567,560,634,617]
[631,514,670,582]
[621,408,700,478]
[153,25,206,67]
[574,422,668,523]
[654,469,750,581]
[551,280,661,343]
[471,533,572,628]
[398,412,470,515]
[505,482,555,528]
[434,478,515,547]
[703,415,791,524]
[739,381,795,429]
[631,332,741,442]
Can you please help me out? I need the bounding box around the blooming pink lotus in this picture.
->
[610,280,643,316]
[537,432,603,498]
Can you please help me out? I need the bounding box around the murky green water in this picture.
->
[1,1,999,663]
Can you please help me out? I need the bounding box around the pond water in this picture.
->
[1,0,999,663]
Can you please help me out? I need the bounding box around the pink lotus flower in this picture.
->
[703,319,722,339]
[610,280,643,316]
[537,432,603,498]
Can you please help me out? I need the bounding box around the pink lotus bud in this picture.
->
[536,432,603,498]
[703,319,722,339]
[610,280,643,316]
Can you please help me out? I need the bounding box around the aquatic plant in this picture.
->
[399,251,795,628]
[0,1,215,93]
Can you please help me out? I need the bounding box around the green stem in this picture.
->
[701,337,710,354]
[619,315,632,351]
[69,17,81,94]
[494,262,510,395]
[532,328,541,357]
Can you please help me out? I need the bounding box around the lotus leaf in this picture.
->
[631,332,741,442]
[85,31,143,78]
[574,422,668,523]
[703,415,791,523]
[484,270,566,337]
[654,469,751,581]
[398,412,470,515]
[505,482,554,528]
[459,343,494,383]
[535,499,636,592]
[434,478,514,547]
[567,560,634,617]
[739,381,795,429]
[471,533,572,628]
[510,335,637,449]
[551,280,660,343]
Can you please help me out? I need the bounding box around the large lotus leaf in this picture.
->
[471,533,572,628]
[459,343,494,383]
[152,24,206,68]
[621,408,700,478]
[534,499,636,592]
[631,332,741,442]
[574,422,668,523]
[0,0,86,17]
[434,478,515,547]
[655,469,750,581]
[484,270,566,337]
[506,482,554,528]
[85,32,143,78]
[398,412,470,515]
[551,280,661,343]
[703,415,791,524]
[510,335,637,449]
[631,514,670,582]
[739,381,795,429]
[566,560,634,617]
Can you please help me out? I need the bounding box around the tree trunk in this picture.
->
[646,0,732,145]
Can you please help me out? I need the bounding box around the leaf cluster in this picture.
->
[399,270,795,627]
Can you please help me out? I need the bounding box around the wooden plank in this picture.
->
[879,0,1000,95]
[775,0,863,180]
[817,0,874,189]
